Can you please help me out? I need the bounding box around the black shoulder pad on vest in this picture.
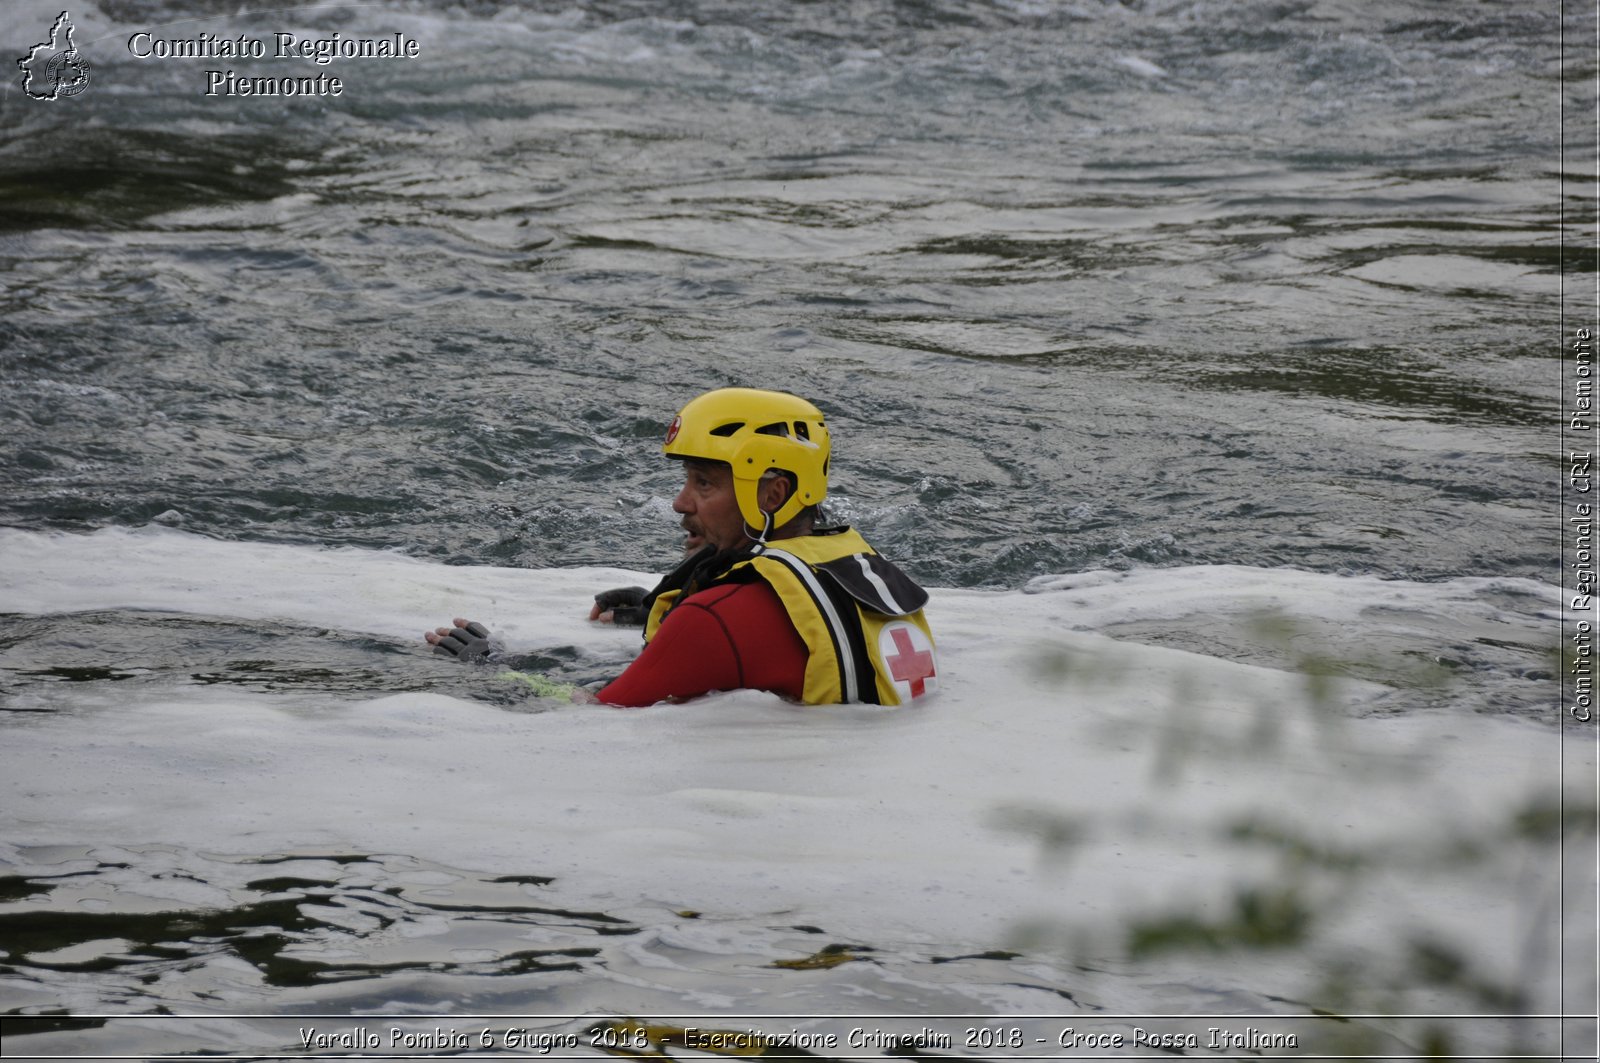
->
[815,553,929,617]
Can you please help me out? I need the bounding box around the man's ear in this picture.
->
[758,472,794,514]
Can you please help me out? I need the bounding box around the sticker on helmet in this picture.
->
[665,415,681,445]
[878,621,937,701]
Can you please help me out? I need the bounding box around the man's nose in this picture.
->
[672,483,693,514]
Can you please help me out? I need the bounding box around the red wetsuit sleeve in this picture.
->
[595,581,808,707]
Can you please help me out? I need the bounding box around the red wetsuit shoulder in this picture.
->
[595,580,808,707]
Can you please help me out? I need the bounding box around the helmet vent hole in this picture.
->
[709,422,744,437]
[793,421,810,441]
[754,422,790,438]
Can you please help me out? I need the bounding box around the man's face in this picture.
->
[672,460,747,553]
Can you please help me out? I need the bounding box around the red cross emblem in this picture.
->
[665,415,681,445]
[885,624,936,699]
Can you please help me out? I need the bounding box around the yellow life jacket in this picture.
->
[643,528,938,706]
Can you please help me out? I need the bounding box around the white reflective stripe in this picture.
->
[853,554,908,615]
[762,548,859,703]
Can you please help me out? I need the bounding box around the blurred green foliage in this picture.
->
[1010,609,1593,1058]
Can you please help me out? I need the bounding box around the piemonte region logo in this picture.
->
[19,11,92,100]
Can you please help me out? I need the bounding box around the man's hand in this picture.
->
[426,618,495,662]
[590,586,649,625]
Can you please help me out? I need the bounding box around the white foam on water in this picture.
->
[1113,55,1170,79]
[0,526,1584,1015]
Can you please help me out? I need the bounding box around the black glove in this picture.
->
[594,586,650,626]
[432,621,495,662]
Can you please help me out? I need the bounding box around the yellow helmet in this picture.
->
[663,387,831,532]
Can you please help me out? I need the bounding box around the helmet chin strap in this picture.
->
[747,509,776,550]
[747,473,785,549]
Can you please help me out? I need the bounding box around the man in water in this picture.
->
[426,388,938,707]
